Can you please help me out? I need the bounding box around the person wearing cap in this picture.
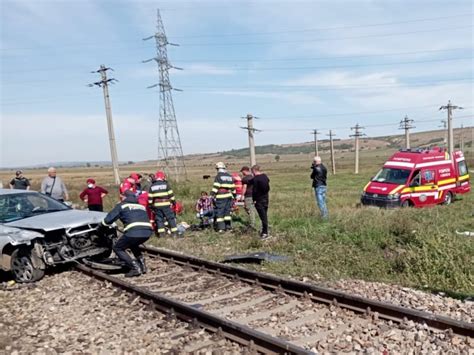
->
[311,156,328,219]
[240,166,256,229]
[41,167,69,202]
[79,179,108,212]
[211,162,236,232]
[102,190,153,277]
[9,170,31,190]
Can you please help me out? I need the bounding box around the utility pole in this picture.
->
[143,9,187,181]
[311,129,319,156]
[399,115,415,149]
[89,65,120,185]
[350,123,365,174]
[241,114,260,167]
[460,124,465,151]
[440,100,463,155]
[327,130,336,175]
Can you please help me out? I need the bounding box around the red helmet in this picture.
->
[129,173,140,182]
[171,201,183,215]
[155,171,166,180]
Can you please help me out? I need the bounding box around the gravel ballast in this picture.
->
[0,271,243,354]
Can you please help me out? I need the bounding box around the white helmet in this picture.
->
[215,161,226,169]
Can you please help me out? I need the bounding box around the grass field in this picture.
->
[1,147,473,296]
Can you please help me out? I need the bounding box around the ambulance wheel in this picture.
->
[442,192,453,206]
[401,200,412,208]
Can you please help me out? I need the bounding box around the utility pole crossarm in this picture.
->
[399,115,415,149]
[439,100,463,155]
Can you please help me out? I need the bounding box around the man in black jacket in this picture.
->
[250,165,271,240]
[310,156,328,218]
[102,191,153,277]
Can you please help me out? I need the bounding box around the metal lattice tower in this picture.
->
[143,9,187,181]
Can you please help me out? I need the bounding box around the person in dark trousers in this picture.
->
[148,171,178,237]
[240,166,256,229]
[311,156,328,218]
[102,191,153,277]
[250,165,271,240]
[10,170,31,190]
[211,162,236,232]
[79,178,108,211]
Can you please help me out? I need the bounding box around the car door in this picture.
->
[419,169,438,205]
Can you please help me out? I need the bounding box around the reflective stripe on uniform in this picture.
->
[219,183,235,188]
[216,193,233,199]
[157,228,166,233]
[121,203,146,210]
[124,221,152,231]
[170,227,178,232]
[216,217,225,222]
[154,201,171,207]
[149,191,169,198]
[224,216,232,221]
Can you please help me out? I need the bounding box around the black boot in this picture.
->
[137,256,147,274]
[125,260,142,277]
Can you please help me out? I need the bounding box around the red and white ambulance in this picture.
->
[361,148,470,208]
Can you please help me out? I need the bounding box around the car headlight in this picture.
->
[361,191,366,197]
[388,193,400,200]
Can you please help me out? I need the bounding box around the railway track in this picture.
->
[76,245,473,353]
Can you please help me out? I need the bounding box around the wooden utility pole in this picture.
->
[311,129,319,156]
[89,65,120,185]
[350,123,364,174]
[241,114,260,167]
[327,130,336,175]
[460,124,465,151]
[440,100,463,155]
[399,115,414,149]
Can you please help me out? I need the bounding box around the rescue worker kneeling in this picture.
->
[211,162,236,232]
[148,171,178,237]
[102,191,153,277]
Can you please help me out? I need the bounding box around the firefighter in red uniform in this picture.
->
[211,162,236,232]
[148,171,178,237]
[119,173,140,199]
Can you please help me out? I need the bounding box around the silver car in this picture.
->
[0,189,116,282]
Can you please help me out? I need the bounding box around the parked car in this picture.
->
[0,189,116,282]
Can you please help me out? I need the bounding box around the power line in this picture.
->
[170,13,474,38]
[2,13,471,51]
[2,47,470,74]
[176,25,473,47]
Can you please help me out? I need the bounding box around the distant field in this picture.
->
[1,146,473,295]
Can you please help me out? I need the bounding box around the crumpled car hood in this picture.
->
[0,225,43,245]
[5,210,107,232]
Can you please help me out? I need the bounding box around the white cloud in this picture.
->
[286,71,398,87]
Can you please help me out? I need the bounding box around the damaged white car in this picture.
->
[0,189,116,282]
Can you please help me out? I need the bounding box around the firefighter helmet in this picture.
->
[215,162,226,169]
[129,172,140,182]
[155,171,166,180]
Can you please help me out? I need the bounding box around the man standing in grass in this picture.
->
[240,166,256,229]
[250,165,271,240]
[311,156,328,219]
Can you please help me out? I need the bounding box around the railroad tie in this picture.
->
[211,294,275,316]
[236,300,300,324]
[257,309,329,335]
[187,286,254,306]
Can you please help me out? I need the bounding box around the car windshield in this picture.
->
[0,192,70,223]
[372,168,411,185]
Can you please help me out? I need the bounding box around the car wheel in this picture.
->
[10,248,45,283]
[442,192,453,205]
[401,200,412,208]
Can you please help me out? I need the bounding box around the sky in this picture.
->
[1,0,473,167]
